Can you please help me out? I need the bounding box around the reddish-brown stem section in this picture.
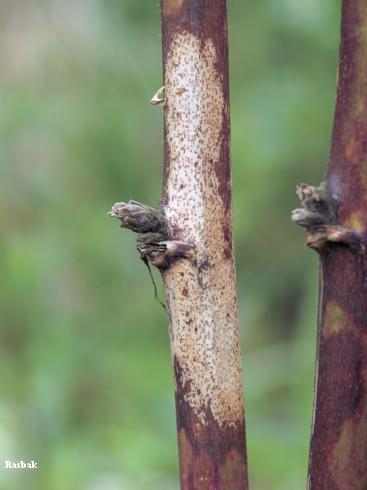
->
[160,1,248,489]
[307,2,367,489]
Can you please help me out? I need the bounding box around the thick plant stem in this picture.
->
[294,2,367,488]
[160,1,248,488]
[108,1,247,486]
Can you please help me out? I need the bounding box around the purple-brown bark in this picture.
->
[294,2,367,489]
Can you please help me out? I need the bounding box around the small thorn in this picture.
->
[150,86,165,106]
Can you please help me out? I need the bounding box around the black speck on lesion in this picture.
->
[197,258,210,289]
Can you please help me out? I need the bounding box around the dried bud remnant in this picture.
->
[292,183,363,251]
[292,183,335,228]
[108,200,167,235]
[137,234,194,270]
[108,200,194,270]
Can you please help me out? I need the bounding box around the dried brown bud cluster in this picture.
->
[137,234,194,269]
[108,200,168,235]
[291,183,335,228]
[292,183,362,251]
[108,200,194,270]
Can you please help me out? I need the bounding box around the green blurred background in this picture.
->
[0,1,341,489]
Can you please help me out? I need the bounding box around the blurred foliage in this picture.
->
[0,0,341,489]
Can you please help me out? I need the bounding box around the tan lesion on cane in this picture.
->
[323,301,356,339]
[192,449,214,490]
[178,429,193,486]
[330,366,367,489]
[163,32,244,427]
[219,448,247,490]
[336,1,367,131]
[178,428,215,489]
[343,210,365,233]
[342,121,367,218]
[162,0,185,17]
[337,6,367,214]
[345,128,365,167]
[328,334,367,487]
